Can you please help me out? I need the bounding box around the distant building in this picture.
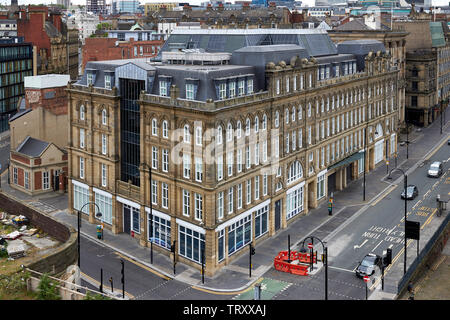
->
[393,6,450,126]
[67,11,100,44]
[144,2,178,15]
[86,0,108,14]
[82,36,165,73]
[57,0,71,8]
[118,0,140,13]
[8,74,70,195]
[14,6,79,80]
[0,37,34,133]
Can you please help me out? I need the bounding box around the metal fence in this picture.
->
[397,212,450,293]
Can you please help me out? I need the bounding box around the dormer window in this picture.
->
[186,83,195,100]
[160,80,168,96]
[247,78,253,94]
[105,74,111,89]
[87,72,94,86]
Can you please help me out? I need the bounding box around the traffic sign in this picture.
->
[308,243,313,249]
[363,275,370,283]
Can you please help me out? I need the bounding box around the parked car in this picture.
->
[428,161,443,177]
[448,139,450,145]
[355,253,382,278]
[401,185,419,200]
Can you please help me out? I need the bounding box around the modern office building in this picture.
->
[0,37,34,133]
[117,0,140,13]
[67,29,399,275]
[86,0,107,14]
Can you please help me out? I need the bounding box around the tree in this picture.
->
[37,273,61,300]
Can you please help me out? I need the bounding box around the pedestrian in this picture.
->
[407,281,413,293]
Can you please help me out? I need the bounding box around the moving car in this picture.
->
[427,161,443,177]
[355,253,382,278]
[401,185,419,200]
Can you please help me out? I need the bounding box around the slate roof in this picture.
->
[16,136,50,158]
[335,19,372,31]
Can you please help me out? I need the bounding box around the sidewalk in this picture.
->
[1,116,449,296]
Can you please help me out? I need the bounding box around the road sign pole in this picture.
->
[288,234,291,263]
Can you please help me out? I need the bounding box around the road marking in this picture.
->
[81,272,135,299]
[371,185,396,207]
[412,200,422,210]
[424,136,449,161]
[193,278,264,296]
[423,190,431,199]
[328,266,355,273]
[114,252,171,281]
[372,240,383,252]
[353,239,368,250]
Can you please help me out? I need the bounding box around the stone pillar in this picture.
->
[342,166,347,189]
[88,187,95,224]
[336,168,343,191]
[111,195,120,234]
[205,229,215,277]
[308,180,317,209]
[139,204,147,247]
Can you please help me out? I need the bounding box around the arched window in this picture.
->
[152,118,158,136]
[292,106,296,122]
[287,161,303,184]
[245,118,250,136]
[217,125,223,144]
[236,120,242,138]
[254,116,259,133]
[227,122,233,142]
[275,111,279,128]
[285,108,289,124]
[80,104,85,120]
[184,124,190,143]
[262,114,267,130]
[162,120,168,138]
[101,109,107,125]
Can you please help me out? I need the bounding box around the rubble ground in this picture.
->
[0,210,60,276]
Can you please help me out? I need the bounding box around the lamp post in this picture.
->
[299,236,328,300]
[388,168,407,275]
[78,201,102,268]
[140,162,153,264]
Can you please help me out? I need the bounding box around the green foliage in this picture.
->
[0,270,30,297]
[96,22,112,31]
[84,291,113,300]
[37,273,61,300]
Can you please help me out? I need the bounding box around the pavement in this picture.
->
[0,114,449,299]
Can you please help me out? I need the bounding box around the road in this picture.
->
[262,137,450,300]
[79,235,236,300]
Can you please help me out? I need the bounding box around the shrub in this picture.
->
[37,273,61,300]
[84,291,112,300]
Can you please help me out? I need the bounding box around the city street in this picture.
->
[261,135,450,300]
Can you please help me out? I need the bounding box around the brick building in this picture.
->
[67,29,399,275]
[14,6,79,80]
[81,36,164,73]
[8,74,70,195]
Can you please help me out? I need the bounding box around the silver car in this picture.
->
[428,161,443,177]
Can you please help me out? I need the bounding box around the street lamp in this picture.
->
[299,236,328,300]
[387,168,407,275]
[140,162,153,264]
[78,201,102,268]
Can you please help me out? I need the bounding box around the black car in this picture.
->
[401,185,419,200]
[355,253,382,278]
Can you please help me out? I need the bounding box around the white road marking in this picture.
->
[328,266,355,273]
[353,239,368,250]
[372,240,383,252]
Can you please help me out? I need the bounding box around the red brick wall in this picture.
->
[17,9,52,59]
[34,171,42,190]
[82,37,164,73]
[25,86,68,115]
[11,153,30,165]
[18,168,24,187]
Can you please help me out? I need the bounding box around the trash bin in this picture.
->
[96,225,103,239]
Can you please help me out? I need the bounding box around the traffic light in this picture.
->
[384,248,392,265]
[170,242,176,253]
[328,198,333,216]
[250,245,256,256]
[120,259,124,284]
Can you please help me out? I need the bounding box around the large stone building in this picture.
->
[393,9,450,126]
[67,29,399,275]
[328,29,408,127]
